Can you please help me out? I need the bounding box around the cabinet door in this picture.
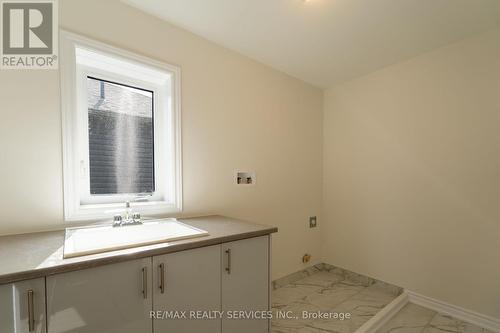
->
[0,278,46,333]
[46,258,152,333]
[222,236,270,333]
[153,245,221,333]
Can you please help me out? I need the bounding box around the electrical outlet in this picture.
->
[309,216,317,228]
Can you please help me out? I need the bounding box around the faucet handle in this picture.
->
[113,214,123,227]
[132,212,141,223]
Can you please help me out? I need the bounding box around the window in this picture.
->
[87,77,155,196]
[60,31,182,221]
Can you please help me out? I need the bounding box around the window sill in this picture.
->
[65,201,182,222]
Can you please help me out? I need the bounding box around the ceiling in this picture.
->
[122,0,500,88]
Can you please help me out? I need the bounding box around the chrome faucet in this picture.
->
[113,201,143,227]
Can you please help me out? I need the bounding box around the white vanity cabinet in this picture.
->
[152,244,222,333]
[0,278,46,333]
[40,235,271,333]
[46,258,152,333]
[222,236,270,333]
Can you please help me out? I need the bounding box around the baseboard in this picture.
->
[407,290,500,332]
[355,292,409,333]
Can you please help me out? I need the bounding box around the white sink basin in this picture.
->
[63,219,208,258]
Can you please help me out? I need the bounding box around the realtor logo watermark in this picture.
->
[1,0,58,69]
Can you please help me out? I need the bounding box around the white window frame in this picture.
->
[60,31,182,221]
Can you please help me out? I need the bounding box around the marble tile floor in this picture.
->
[377,303,495,333]
[271,265,402,333]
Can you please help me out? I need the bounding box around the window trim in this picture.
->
[60,30,182,221]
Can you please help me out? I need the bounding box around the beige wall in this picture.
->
[323,28,500,317]
[3,0,498,316]
[0,0,323,280]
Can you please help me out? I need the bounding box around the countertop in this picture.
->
[0,215,277,285]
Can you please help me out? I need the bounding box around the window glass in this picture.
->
[87,77,155,195]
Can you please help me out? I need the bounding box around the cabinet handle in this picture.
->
[158,263,165,294]
[27,289,35,332]
[142,267,148,299]
[225,249,231,274]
